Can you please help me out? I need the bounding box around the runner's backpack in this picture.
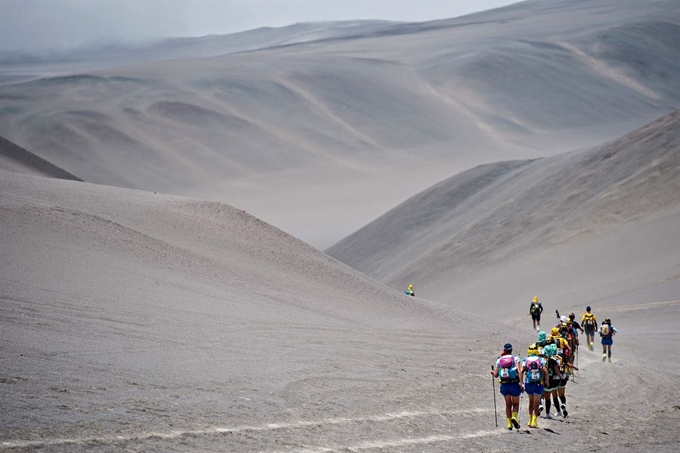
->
[553,354,565,374]
[498,355,519,383]
[601,324,614,338]
[584,314,595,329]
[547,355,561,377]
[525,357,543,383]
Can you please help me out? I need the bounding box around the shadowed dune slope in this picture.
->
[1,169,532,446]
[327,111,680,316]
[1,0,679,247]
[0,134,81,180]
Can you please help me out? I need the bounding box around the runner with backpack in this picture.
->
[555,340,579,417]
[550,326,571,360]
[599,318,618,362]
[559,321,577,370]
[521,345,549,428]
[530,296,543,331]
[582,306,597,351]
[567,313,584,340]
[541,344,562,419]
[531,331,549,417]
[531,330,548,356]
[490,343,523,430]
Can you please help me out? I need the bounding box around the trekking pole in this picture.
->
[491,365,498,427]
[574,345,578,380]
[518,391,523,428]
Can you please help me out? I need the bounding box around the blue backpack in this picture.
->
[498,355,519,383]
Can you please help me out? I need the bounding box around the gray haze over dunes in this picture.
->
[0,21,396,70]
[1,0,680,247]
[327,111,680,317]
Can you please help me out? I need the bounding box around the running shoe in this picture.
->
[511,417,520,429]
[561,404,568,417]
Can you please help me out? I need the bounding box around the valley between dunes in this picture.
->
[2,0,680,451]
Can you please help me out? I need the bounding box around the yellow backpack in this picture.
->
[583,313,595,328]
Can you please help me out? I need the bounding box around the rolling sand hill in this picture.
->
[327,111,680,322]
[2,168,680,451]
[1,0,680,247]
[0,167,509,449]
[0,135,81,181]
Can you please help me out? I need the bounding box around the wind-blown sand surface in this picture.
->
[1,0,679,247]
[328,111,680,322]
[2,167,679,452]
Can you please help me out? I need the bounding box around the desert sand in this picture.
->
[327,111,680,318]
[2,164,679,452]
[1,0,680,450]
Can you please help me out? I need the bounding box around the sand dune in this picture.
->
[2,1,680,450]
[327,111,680,317]
[2,168,679,451]
[0,168,521,448]
[0,134,81,180]
[1,0,679,247]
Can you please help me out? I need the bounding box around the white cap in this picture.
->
[560,315,567,322]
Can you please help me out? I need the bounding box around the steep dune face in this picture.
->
[327,111,680,316]
[0,134,81,180]
[2,169,528,446]
[1,0,679,248]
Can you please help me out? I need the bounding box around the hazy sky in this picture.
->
[0,0,519,52]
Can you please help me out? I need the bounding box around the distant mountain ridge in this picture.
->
[0,20,396,68]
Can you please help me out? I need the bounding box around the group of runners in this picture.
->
[492,298,618,430]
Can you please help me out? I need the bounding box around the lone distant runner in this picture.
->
[582,306,597,351]
[530,296,543,331]
[599,318,618,362]
[405,284,415,297]
[491,343,523,430]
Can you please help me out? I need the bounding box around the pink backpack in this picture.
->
[525,357,543,383]
[498,355,518,382]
